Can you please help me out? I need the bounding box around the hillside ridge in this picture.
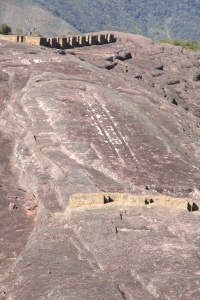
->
[0,0,78,36]
[33,0,200,40]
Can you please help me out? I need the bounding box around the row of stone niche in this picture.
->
[14,33,116,48]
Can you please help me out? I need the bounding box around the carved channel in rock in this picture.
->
[105,63,118,70]
[115,52,132,61]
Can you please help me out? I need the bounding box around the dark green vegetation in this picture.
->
[159,39,200,52]
[0,23,12,35]
[33,0,200,40]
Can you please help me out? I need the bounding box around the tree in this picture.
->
[0,23,12,35]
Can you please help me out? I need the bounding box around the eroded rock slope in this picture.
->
[0,33,200,299]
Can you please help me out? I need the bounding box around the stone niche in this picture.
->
[0,33,116,49]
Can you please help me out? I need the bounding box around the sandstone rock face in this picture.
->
[0,33,200,299]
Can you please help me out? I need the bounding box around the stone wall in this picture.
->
[0,34,18,43]
[70,193,200,212]
[24,36,47,46]
[0,33,116,49]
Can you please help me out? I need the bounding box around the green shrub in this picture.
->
[0,23,12,35]
[159,39,200,52]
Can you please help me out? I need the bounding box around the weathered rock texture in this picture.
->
[0,32,200,299]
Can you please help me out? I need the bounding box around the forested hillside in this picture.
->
[0,0,78,37]
[33,0,200,40]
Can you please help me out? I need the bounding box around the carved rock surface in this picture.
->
[0,33,200,299]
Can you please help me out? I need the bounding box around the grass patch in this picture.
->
[158,39,200,52]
